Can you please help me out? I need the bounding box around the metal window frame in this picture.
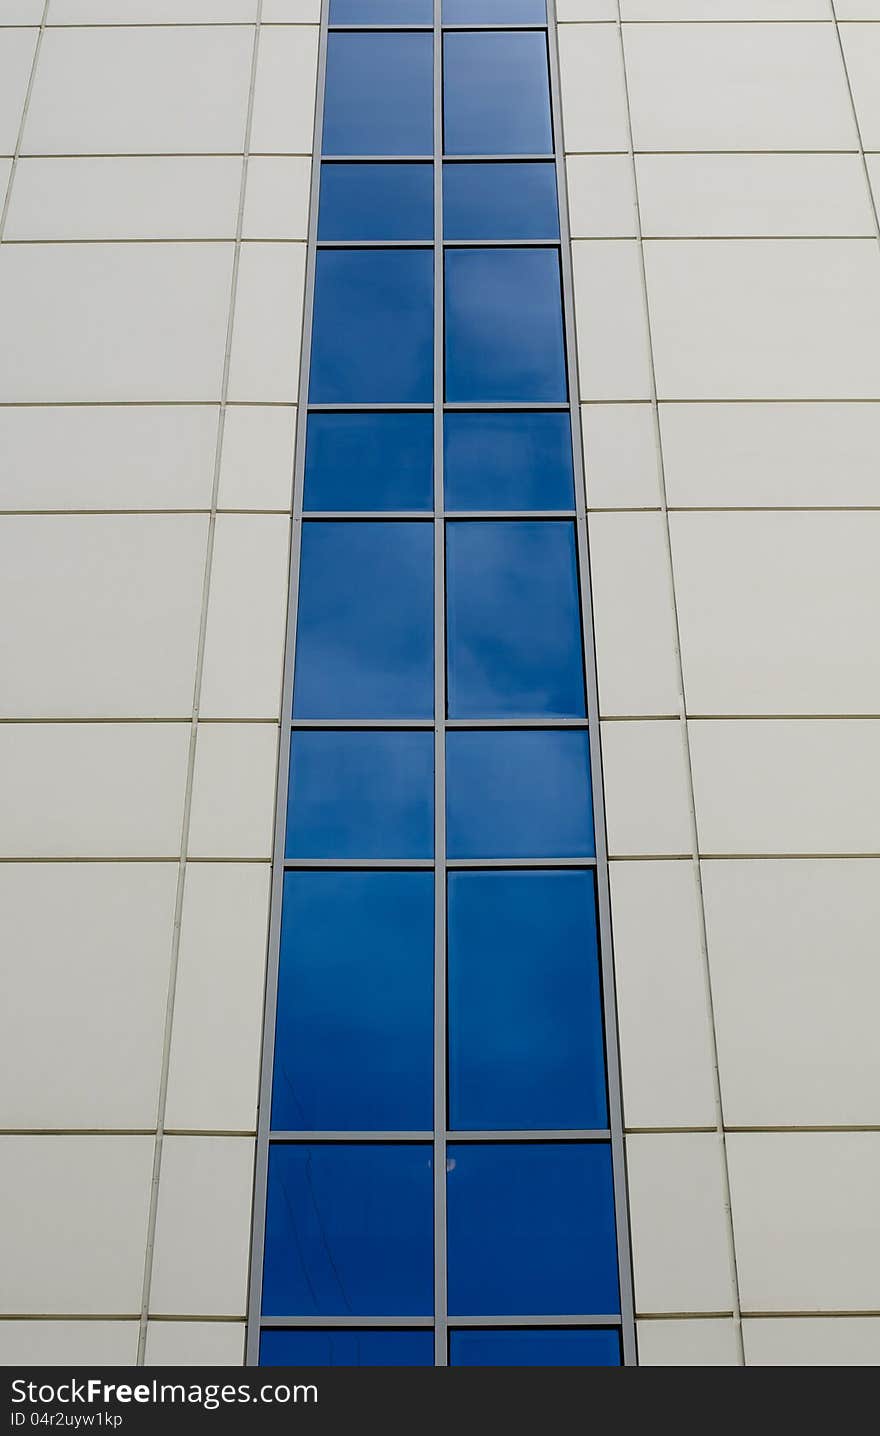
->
[245,0,636,1368]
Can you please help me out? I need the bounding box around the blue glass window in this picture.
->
[445,249,566,402]
[446,1143,620,1316]
[304,413,433,513]
[446,730,594,858]
[444,412,573,512]
[261,1329,434,1368]
[319,164,433,242]
[443,163,558,240]
[262,1144,433,1316]
[446,521,585,718]
[447,871,607,1131]
[323,33,432,156]
[310,251,433,403]
[449,1329,620,1367]
[331,0,432,21]
[286,731,433,859]
[444,0,546,19]
[444,32,552,156]
[272,873,433,1132]
[293,523,433,719]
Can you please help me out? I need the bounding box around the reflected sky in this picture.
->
[445,248,567,403]
[294,522,433,718]
[319,163,433,242]
[443,411,573,512]
[304,412,433,513]
[449,1328,621,1367]
[286,730,434,859]
[260,1328,434,1367]
[263,1144,434,1316]
[448,870,608,1131]
[446,1143,620,1316]
[446,729,594,858]
[323,32,432,156]
[443,31,552,156]
[446,521,585,717]
[272,872,434,1132]
[310,250,433,403]
[443,162,558,241]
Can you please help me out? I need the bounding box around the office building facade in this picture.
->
[1,0,879,1368]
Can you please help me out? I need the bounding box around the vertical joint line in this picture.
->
[612,3,745,1364]
[433,0,449,1371]
[0,0,50,241]
[547,0,638,1366]
[137,1,266,1369]
[244,0,328,1369]
[829,3,880,248]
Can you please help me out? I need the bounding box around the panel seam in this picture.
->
[612,6,745,1363]
[134,1,266,1366]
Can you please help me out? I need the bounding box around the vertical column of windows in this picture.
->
[248,0,634,1369]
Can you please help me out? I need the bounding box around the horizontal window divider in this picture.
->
[442,154,553,164]
[291,718,434,728]
[316,240,433,249]
[446,1131,611,1143]
[320,155,434,164]
[446,1316,623,1330]
[442,25,549,32]
[283,859,434,870]
[444,717,588,728]
[445,510,577,520]
[270,1132,433,1143]
[307,403,434,412]
[443,238,560,248]
[443,401,570,412]
[328,25,433,32]
[446,858,597,869]
[259,1315,621,1330]
[267,1130,611,1144]
[260,1317,434,1330]
[302,511,434,520]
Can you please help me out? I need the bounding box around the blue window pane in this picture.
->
[261,1329,434,1368]
[446,521,585,718]
[443,163,558,240]
[444,0,546,19]
[444,32,552,156]
[273,873,433,1132]
[331,0,432,21]
[304,413,434,512]
[263,1145,433,1316]
[447,871,607,1131]
[286,731,433,859]
[446,1143,620,1316]
[446,730,594,858]
[323,33,432,156]
[294,523,433,718]
[445,249,566,402]
[444,412,573,512]
[310,251,433,403]
[319,164,433,242]
[449,1329,621,1368]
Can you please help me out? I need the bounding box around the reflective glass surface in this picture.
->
[444,0,546,18]
[294,522,433,718]
[304,413,434,513]
[318,163,433,242]
[272,872,433,1132]
[443,163,558,241]
[449,1329,621,1368]
[323,33,432,156]
[443,32,552,156]
[446,521,585,718]
[262,1144,434,1316]
[447,871,607,1131]
[446,730,594,858]
[286,730,434,859]
[443,412,573,512]
[331,0,432,21]
[446,1143,620,1315]
[445,249,566,402]
[260,1329,434,1368]
[310,251,433,403]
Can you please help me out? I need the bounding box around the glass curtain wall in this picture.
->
[248,0,635,1369]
